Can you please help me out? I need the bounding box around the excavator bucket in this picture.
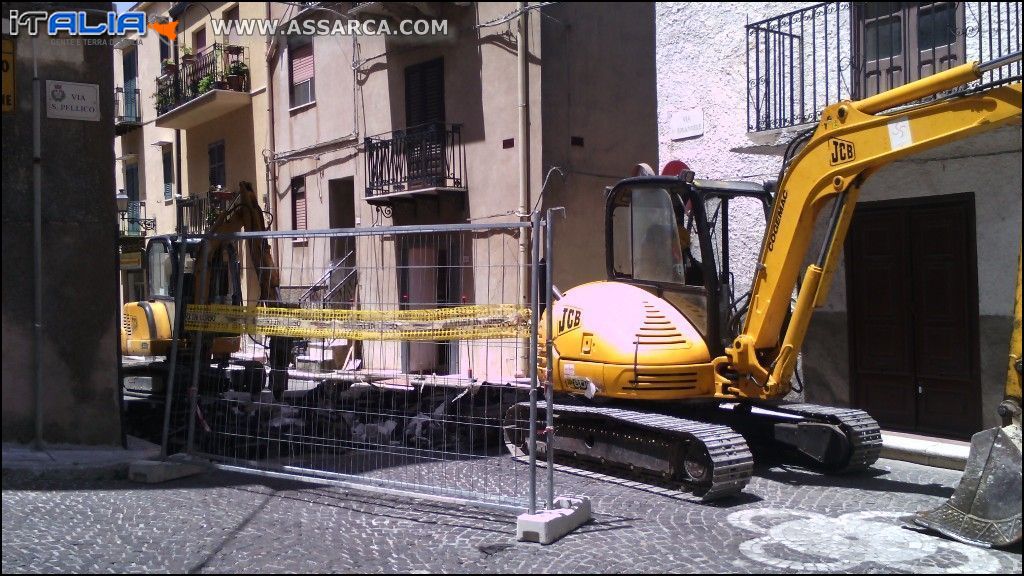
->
[912,424,1022,547]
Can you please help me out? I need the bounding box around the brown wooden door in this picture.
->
[847,209,917,428]
[846,195,980,438]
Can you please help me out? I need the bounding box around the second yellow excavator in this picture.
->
[506,54,1023,503]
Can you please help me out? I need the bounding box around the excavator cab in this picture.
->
[145,236,198,301]
[122,235,243,357]
[605,171,772,354]
[122,236,196,356]
[147,235,245,306]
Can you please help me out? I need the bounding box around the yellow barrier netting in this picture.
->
[184,303,532,341]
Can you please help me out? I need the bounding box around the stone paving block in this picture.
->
[3,458,1021,573]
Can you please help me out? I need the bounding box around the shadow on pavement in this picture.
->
[754,461,956,498]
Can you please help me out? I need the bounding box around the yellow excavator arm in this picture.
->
[726,57,1023,398]
[195,181,279,307]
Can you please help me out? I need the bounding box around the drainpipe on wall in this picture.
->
[517,1,531,375]
[173,36,183,223]
[174,129,182,204]
[32,35,44,450]
[265,1,279,251]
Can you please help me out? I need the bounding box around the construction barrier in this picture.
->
[162,221,554,513]
[185,303,532,341]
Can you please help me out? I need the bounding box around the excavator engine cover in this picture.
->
[912,424,1022,547]
[121,301,173,356]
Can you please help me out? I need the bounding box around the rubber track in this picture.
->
[756,402,883,472]
[520,401,755,500]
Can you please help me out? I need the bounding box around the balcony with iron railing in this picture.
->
[746,2,1022,132]
[364,122,467,204]
[155,43,251,130]
[117,200,157,255]
[178,186,238,235]
[114,86,142,135]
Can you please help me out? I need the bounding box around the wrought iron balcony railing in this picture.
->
[746,2,1022,132]
[114,86,141,133]
[119,201,156,238]
[156,43,250,116]
[178,187,237,235]
[364,122,467,200]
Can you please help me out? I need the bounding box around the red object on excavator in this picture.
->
[661,160,690,176]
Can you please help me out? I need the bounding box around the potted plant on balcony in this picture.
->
[153,89,173,113]
[224,44,243,56]
[160,59,176,76]
[197,74,215,94]
[181,46,195,65]
[226,60,248,91]
[151,79,173,112]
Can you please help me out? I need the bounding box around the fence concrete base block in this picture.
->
[516,496,592,545]
[128,459,204,484]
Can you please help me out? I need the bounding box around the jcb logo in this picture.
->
[556,306,582,336]
[829,138,855,165]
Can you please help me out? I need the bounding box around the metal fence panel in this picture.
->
[162,221,550,512]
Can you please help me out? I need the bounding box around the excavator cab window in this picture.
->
[608,182,711,286]
[679,199,706,287]
[607,177,774,352]
[611,185,687,284]
[144,236,200,302]
[148,240,173,298]
[607,180,715,337]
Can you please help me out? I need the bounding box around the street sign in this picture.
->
[2,37,14,113]
[670,108,704,141]
[46,79,100,121]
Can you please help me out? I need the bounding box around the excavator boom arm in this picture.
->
[194,181,279,306]
[727,58,1022,394]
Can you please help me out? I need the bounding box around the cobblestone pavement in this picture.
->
[3,456,1021,573]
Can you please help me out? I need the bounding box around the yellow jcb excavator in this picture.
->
[120,182,292,439]
[505,52,1022,514]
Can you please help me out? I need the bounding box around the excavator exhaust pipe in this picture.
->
[911,418,1022,547]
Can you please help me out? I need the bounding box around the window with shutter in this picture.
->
[225,5,241,46]
[404,59,445,187]
[289,37,316,108]
[159,33,170,62]
[405,58,445,127]
[122,48,138,121]
[125,162,140,235]
[193,27,207,53]
[209,141,226,188]
[162,147,174,201]
[292,177,307,230]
